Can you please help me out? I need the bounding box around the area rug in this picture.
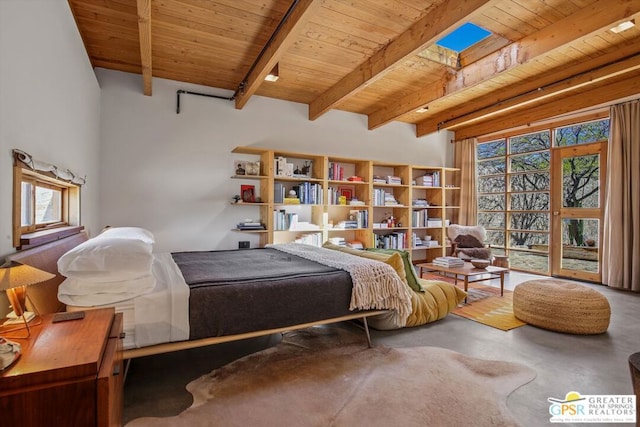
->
[452,284,527,331]
[126,327,536,427]
[421,273,526,331]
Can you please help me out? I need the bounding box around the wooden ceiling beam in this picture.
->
[137,0,153,96]
[416,51,640,136]
[369,0,640,130]
[308,0,496,121]
[234,0,323,110]
[453,72,640,140]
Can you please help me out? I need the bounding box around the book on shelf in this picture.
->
[385,176,402,185]
[237,220,265,230]
[328,237,346,246]
[274,183,285,203]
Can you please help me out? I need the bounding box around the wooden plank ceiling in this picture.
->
[68,0,640,139]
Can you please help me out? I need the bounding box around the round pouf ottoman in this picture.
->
[513,279,611,334]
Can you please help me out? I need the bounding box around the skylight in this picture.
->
[436,22,491,53]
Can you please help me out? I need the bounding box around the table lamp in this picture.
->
[0,261,55,337]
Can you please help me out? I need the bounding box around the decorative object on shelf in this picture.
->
[245,161,260,176]
[0,261,56,338]
[241,185,255,203]
[471,259,491,269]
[338,185,355,201]
[235,161,246,175]
[232,195,241,204]
[302,161,312,176]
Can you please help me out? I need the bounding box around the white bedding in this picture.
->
[66,253,190,350]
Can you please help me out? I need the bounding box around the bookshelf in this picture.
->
[231,147,460,262]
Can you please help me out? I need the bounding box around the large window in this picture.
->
[476,118,609,274]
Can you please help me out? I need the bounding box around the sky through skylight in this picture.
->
[436,22,491,53]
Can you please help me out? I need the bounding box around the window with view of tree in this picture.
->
[476,118,609,274]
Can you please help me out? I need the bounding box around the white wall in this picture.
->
[97,69,453,252]
[0,0,101,259]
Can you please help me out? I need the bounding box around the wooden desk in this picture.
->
[0,308,124,427]
[417,262,508,301]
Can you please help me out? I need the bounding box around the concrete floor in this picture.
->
[123,272,640,426]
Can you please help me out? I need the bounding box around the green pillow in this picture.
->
[366,248,424,293]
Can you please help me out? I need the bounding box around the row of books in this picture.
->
[372,188,404,206]
[328,162,346,181]
[273,211,298,231]
[374,232,407,250]
[412,209,430,228]
[412,233,439,247]
[415,172,441,187]
[351,209,368,228]
[274,182,324,204]
[292,232,323,247]
[432,256,464,267]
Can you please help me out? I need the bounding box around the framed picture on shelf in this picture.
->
[235,161,246,176]
[241,184,255,203]
[338,185,355,200]
[246,161,260,176]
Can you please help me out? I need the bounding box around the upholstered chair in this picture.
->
[447,224,492,260]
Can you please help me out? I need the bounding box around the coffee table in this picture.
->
[416,262,508,301]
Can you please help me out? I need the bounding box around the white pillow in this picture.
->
[98,227,155,244]
[58,288,152,306]
[58,237,153,282]
[58,274,156,296]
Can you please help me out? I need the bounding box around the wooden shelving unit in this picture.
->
[232,147,460,262]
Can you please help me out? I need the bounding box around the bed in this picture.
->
[7,228,466,359]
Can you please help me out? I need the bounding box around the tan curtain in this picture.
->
[603,100,640,291]
[454,137,477,225]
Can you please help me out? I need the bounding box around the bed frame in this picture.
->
[6,232,385,359]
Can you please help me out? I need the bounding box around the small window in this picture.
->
[436,22,491,53]
[12,150,84,249]
[20,177,65,231]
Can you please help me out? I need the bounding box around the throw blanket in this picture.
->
[268,243,412,327]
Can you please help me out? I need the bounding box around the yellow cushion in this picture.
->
[322,242,407,286]
[404,278,467,327]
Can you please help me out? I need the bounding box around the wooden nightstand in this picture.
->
[0,308,124,427]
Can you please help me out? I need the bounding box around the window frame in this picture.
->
[13,165,82,249]
[475,112,610,274]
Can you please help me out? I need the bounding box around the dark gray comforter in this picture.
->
[171,248,354,339]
